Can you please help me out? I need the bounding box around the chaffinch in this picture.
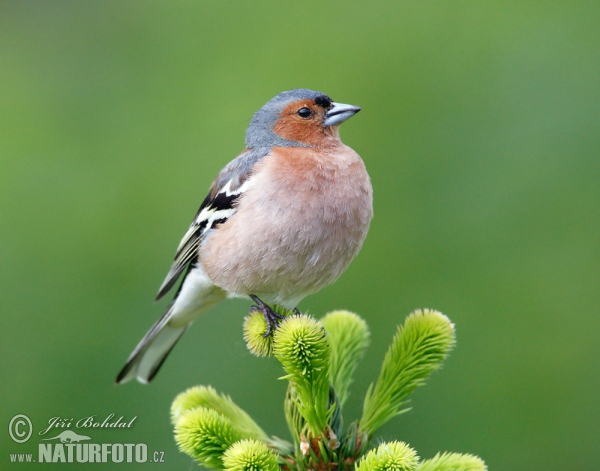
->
[116,89,373,384]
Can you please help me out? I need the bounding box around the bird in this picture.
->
[116,89,373,384]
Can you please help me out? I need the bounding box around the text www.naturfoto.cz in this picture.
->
[10,443,164,463]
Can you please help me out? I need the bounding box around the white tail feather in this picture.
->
[116,266,226,384]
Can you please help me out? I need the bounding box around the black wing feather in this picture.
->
[154,183,242,300]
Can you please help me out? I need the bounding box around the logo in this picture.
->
[9,414,32,443]
[8,413,166,464]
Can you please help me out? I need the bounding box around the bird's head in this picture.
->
[246,89,361,148]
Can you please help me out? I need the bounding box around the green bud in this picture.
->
[273,315,330,437]
[223,439,279,471]
[243,305,295,357]
[417,452,486,471]
[171,385,268,441]
[361,309,456,436]
[243,311,274,357]
[321,310,370,406]
[356,441,419,471]
[174,406,242,469]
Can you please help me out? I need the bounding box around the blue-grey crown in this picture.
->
[245,89,328,148]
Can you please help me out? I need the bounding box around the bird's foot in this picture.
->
[249,295,286,337]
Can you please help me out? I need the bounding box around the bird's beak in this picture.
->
[323,102,361,127]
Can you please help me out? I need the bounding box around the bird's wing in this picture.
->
[155,147,270,300]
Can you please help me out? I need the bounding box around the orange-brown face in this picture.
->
[272,98,338,147]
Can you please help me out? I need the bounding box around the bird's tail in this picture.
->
[115,302,188,384]
[116,265,227,384]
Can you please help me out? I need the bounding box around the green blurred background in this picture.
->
[2,1,599,469]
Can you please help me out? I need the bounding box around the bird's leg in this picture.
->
[249,295,286,337]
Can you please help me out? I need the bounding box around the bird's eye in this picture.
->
[297,107,312,118]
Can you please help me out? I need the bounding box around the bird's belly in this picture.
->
[201,201,369,307]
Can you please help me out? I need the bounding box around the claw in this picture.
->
[249,295,286,337]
